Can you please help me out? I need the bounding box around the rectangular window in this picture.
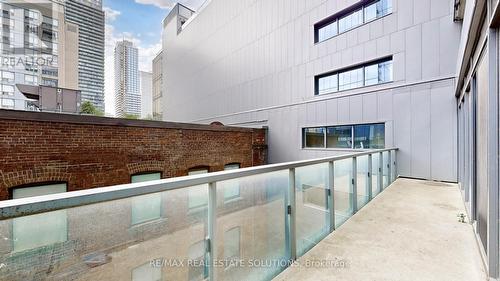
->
[303,127,325,148]
[131,173,162,225]
[304,123,385,149]
[1,71,14,83]
[315,57,393,95]
[188,240,208,281]
[132,261,162,281]
[315,0,393,43]
[12,183,67,252]
[338,9,363,33]
[188,169,209,210]
[223,164,240,202]
[2,84,14,95]
[354,123,385,149]
[327,126,352,148]
[1,98,14,108]
[24,74,38,85]
[224,227,241,263]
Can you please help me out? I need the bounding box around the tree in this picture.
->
[124,113,139,119]
[80,101,104,116]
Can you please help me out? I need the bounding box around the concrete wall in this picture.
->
[140,71,153,118]
[162,0,461,182]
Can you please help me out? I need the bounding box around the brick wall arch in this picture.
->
[1,167,71,192]
[127,161,166,176]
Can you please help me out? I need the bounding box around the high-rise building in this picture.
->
[139,71,152,119]
[152,51,163,120]
[0,0,79,110]
[114,40,140,118]
[64,0,105,111]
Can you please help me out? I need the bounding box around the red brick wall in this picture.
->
[0,110,267,200]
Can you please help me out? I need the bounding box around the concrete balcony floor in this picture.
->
[274,178,487,281]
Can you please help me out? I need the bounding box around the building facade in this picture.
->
[114,40,140,118]
[64,0,105,111]
[162,0,461,182]
[152,51,163,120]
[140,70,153,119]
[161,0,500,279]
[0,0,79,111]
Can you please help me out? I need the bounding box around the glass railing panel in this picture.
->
[371,153,381,197]
[0,185,208,281]
[383,151,390,188]
[391,150,397,182]
[356,155,370,209]
[215,170,289,281]
[334,158,353,228]
[294,163,330,257]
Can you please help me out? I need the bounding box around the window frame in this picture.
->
[187,167,210,211]
[223,226,241,268]
[130,172,163,226]
[314,0,393,43]
[10,182,68,252]
[303,123,386,150]
[315,57,393,96]
[223,163,241,203]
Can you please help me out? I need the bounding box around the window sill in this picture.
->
[188,205,208,215]
[302,148,383,152]
[315,81,393,98]
[130,217,167,229]
[224,196,243,205]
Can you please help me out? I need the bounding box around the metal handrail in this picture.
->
[0,148,398,219]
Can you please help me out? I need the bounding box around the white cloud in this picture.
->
[134,0,207,10]
[135,0,175,9]
[104,21,161,116]
[103,6,121,22]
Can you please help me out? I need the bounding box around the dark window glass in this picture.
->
[326,126,352,148]
[354,124,385,149]
[304,127,325,148]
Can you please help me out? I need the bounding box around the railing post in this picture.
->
[352,157,357,214]
[387,151,392,185]
[288,168,297,261]
[368,154,373,201]
[379,152,383,190]
[393,150,398,181]
[207,182,217,281]
[328,161,335,232]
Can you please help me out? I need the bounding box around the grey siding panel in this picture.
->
[162,0,461,181]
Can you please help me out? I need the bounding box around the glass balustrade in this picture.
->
[0,149,398,281]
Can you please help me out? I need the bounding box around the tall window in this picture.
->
[131,172,162,225]
[315,0,393,43]
[316,58,393,95]
[223,163,241,202]
[12,183,67,252]
[188,240,208,281]
[188,168,209,210]
[303,123,385,149]
[224,227,241,266]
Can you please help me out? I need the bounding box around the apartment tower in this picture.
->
[0,0,79,110]
[64,0,105,111]
[114,40,140,118]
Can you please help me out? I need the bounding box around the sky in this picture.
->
[102,0,206,115]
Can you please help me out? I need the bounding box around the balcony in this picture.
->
[274,178,486,281]
[0,148,479,280]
